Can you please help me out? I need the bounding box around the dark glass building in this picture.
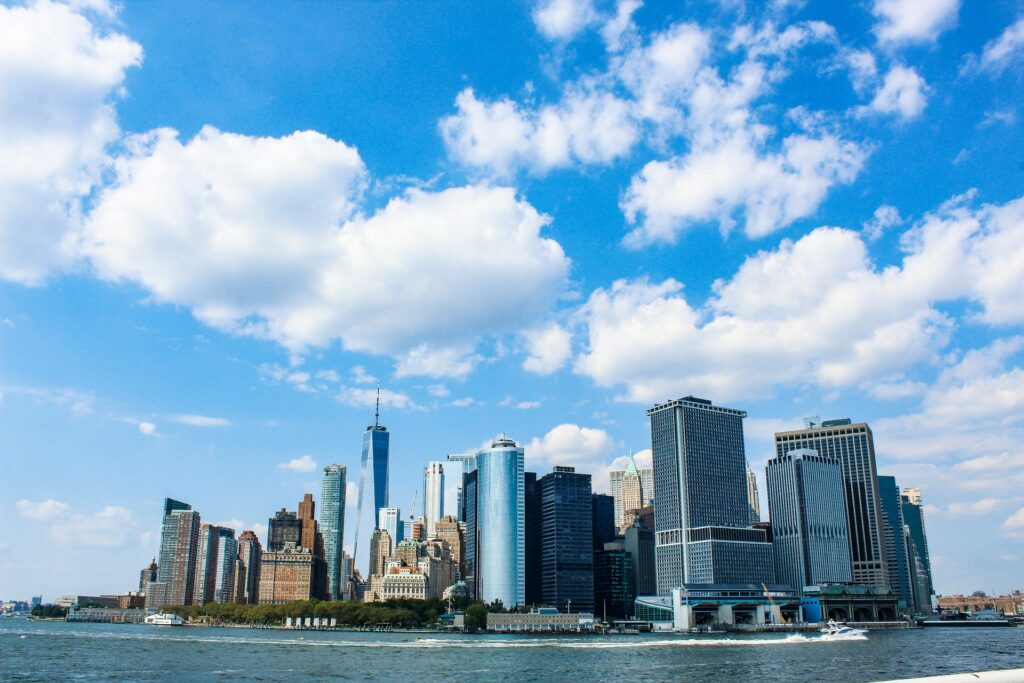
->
[591,493,616,551]
[268,509,301,551]
[540,467,594,613]
[878,475,914,611]
[594,541,635,619]
[354,399,389,577]
[524,471,542,605]
[624,517,656,596]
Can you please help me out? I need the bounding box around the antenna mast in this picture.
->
[375,383,380,428]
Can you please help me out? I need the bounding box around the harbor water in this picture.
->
[1,619,1022,682]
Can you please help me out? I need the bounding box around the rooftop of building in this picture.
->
[646,395,747,418]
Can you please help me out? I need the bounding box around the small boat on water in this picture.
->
[144,613,185,626]
[820,620,868,640]
[918,611,1016,628]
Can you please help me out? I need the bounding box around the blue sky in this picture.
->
[1,0,1023,600]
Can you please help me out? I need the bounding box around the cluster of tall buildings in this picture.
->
[142,392,935,624]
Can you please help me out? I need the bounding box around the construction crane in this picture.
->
[761,583,788,624]
[408,489,419,538]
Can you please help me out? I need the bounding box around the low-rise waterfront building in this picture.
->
[486,608,595,632]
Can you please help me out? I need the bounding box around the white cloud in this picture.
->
[426,384,450,398]
[336,386,419,411]
[522,322,572,374]
[172,413,230,427]
[622,128,865,244]
[451,397,476,408]
[17,498,70,520]
[315,369,341,383]
[252,522,268,539]
[278,455,318,473]
[532,0,599,42]
[860,66,928,121]
[965,17,1024,76]
[440,86,638,176]
[516,401,542,410]
[576,191,1024,402]
[872,0,959,45]
[259,363,314,392]
[84,123,569,378]
[0,0,141,284]
[49,505,136,547]
[524,424,616,475]
[350,366,376,385]
[600,0,641,52]
[138,421,157,436]
[1003,508,1024,538]
[863,204,903,241]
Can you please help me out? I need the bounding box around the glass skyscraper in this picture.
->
[321,464,346,600]
[647,396,773,594]
[354,395,389,576]
[450,436,524,606]
[539,466,594,613]
[423,461,444,538]
[155,499,201,607]
[774,418,889,587]
[878,475,914,610]
[902,488,935,612]
[766,448,852,590]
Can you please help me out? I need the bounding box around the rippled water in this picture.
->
[2,619,1022,682]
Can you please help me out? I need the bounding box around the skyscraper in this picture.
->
[878,475,914,611]
[449,436,525,606]
[423,462,445,537]
[378,507,403,545]
[298,493,317,551]
[610,456,654,530]
[624,517,656,597]
[620,458,643,532]
[139,558,158,594]
[524,472,542,605]
[648,396,773,594]
[902,488,935,612]
[234,530,261,604]
[746,461,761,524]
[774,418,889,587]
[539,466,594,613]
[154,499,201,607]
[321,464,346,600]
[435,515,464,580]
[766,448,852,591]
[354,389,390,576]
[591,493,616,550]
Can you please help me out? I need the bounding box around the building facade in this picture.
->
[154,499,200,607]
[624,517,656,597]
[234,530,261,604]
[594,541,635,619]
[525,471,542,605]
[435,515,464,579]
[610,456,654,530]
[354,398,390,577]
[450,436,525,606]
[775,419,889,587]
[268,509,302,551]
[648,396,769,594]
[902,488,935,612]
[320,464,346,600]
[878,475,914,611]
[746,461,761,524]
[591,493,616,551]
[423,462,445,538]
[539,466,594,613]
[766,448,852,591]
[258,543,315,604]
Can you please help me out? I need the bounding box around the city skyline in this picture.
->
[3,0,1024,600]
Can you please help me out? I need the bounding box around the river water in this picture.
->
[1,620,1022,682]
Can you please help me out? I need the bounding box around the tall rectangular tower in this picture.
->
[354,390,390,577]
[155,501,201,607]
[902,488,935,612]
[321,464,346,600]
[539,466,594,613]
[423,461,445,538]
[647,396,771,594]
[774,419,889,587]
[878,475,914,610]
[766,448,852,590]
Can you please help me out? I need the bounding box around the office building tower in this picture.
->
[591,494,616,551]
[378,507,403,547]
[258,543,315,604]
[340,551,354,600]
[451,451,478,597]
[747,461,761,524]
[624,517,656,597]
[298,493,317,551]
[213,528,238,603]
[766,448,852,591]
[423,462,445,537]
[449,435,525,606]
[234,530,261,604]
[408,517,427,542]
[648,396,773,594]
[354,389,390,576]
[154,499,201,607]
[268,509,302,551]
[192,524,237,605]
[878,476,914,611]
[620,459,643,533]
[594,541,635,619]
[524,472,542,605]
[435,515,464,579]
[775,418,889,587]
[321,464,346,600]
[902,488,935,612]
[456,487,463,523]
[540,467,594,613]
[139,558,158,594]
[369,529,393,577]
[610,456,654,529]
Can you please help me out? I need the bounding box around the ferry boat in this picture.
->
[820,620,868,640]
[144,613,185,626]
[918,611,1016,627]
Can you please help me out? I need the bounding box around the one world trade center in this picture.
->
[353,387,389,578]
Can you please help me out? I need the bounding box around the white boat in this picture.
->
[820,620,867,640]
[144,613,185,626]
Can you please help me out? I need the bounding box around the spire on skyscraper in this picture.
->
[375,383,380,428]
